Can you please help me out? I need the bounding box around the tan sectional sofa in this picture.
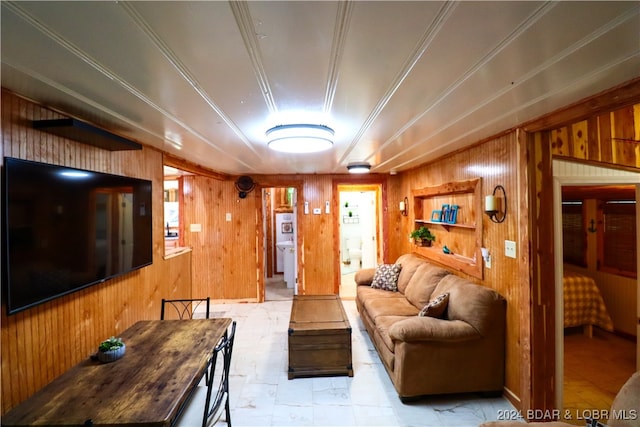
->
[355,253,506,400]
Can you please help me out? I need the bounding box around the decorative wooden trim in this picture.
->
[411,178,483,279]
[522,77,640,132]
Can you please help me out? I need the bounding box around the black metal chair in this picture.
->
[161,297,211,320]
[175,321,237,427]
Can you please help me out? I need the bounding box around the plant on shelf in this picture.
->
[410,226,436,247]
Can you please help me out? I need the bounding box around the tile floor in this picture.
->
[203,290,517,426]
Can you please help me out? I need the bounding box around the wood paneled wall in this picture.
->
[0,91,192,414]
[526,84,640,419]
[256,174,347,297]
[395,132,526,405]
[178,173,390,304]
[550,104,640,168]
[181,175,259,301]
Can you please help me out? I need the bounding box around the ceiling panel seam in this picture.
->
[229,0,278,114]
[385,51,640,172]
[334,0,458,172]
[375,6,640,170]
[323,1,353,113]
[121,2,261,158]
[370,2,558,163]
[3,1,255,169]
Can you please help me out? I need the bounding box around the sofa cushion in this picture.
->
[395,254,427,294]
[418,292,449,318]
[357,285,406,302]
[388,316,480,343]
[433,274,505,337]
[374,315,412,352]
[403,263,450,309]
[363,297,419,320]
[371,263,402,291]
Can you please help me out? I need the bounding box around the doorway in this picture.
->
[337,184,382,299]
[552,159,640,416]
[263,187,297,301]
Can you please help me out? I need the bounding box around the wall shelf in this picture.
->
[33,118,142,151]
[412,178,483,279]
[415,219,476,231]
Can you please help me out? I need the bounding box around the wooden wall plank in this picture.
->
[1,90,192,414]
[571,120,588,160]
[397,132,523,407]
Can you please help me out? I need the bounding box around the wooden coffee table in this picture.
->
[288,294,353,379]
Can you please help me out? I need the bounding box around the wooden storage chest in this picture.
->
[288,294,353,379]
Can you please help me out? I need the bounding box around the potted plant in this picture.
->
[96,336,126,363]
[410,226,436,247]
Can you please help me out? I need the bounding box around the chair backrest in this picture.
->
[202,321,237,426]
[160,298,211,320]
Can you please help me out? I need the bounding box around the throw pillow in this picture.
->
[418,292,449,318]
[370,263,402,291]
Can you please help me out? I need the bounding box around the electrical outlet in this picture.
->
[505,240,516,258]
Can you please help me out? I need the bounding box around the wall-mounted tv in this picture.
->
[2,157,153,315]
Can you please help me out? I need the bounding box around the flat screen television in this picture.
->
[2,157,153,315]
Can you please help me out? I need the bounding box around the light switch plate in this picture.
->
[313,208,321,215]
[225,213,232,222]
[190,223,202,232]
[505,240,516,258]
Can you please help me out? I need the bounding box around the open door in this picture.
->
[337,184,383,299]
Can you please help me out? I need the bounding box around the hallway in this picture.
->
[265,275,293,301]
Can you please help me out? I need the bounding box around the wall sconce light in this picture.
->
[399,197,408,216]
[485,185,506,223]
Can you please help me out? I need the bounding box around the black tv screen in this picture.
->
[2,157,153,315]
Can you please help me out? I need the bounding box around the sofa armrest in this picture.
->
[388,316,480,343]
[354,268,376,286]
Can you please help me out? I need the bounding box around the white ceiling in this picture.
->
[2,1,639,176]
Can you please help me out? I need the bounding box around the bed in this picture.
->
[563,270,614,337]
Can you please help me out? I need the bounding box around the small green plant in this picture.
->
[98,336,124,352]
[410,226,435,242]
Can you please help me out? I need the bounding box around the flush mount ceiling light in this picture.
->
[266,124,334,153]
[347,162,371,174]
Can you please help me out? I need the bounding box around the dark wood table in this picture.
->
[288,294,353,379]
[2,318,232,427]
